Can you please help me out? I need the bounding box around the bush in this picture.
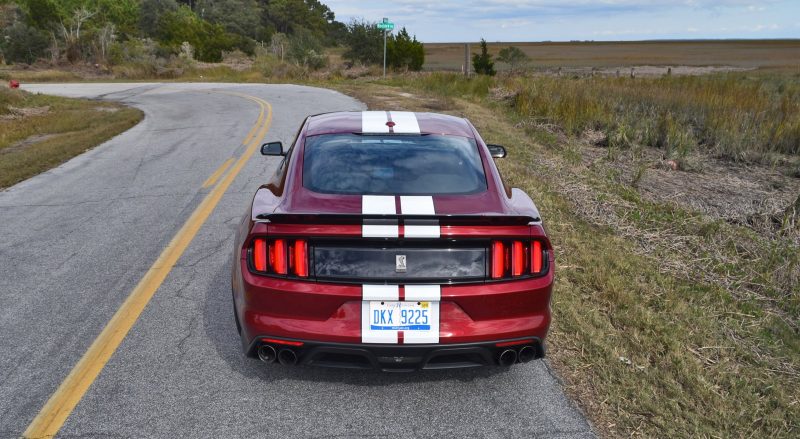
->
[342,19,382,65]
[157,5,234,62]
[387,27,424,71]
[497,46,528,72]
[1,21,49,64]
[287,28,327,70]
[472,38,495,76]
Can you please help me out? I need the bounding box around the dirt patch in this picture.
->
[0,105,50,120]
[577,136,800,243]
[1,133,57,155]
[93,106,119,113]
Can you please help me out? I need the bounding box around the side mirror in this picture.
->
[261,142,285,156]
[487,144,507,158]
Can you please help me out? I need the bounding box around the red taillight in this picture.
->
[532,241,543,274]
[253,238,267,271]
[253,238,308,278]
[270,239,287,275]
[491,241,505,279]
[512,241,524,277]
[492,239,547,280]
[293,240,308,277]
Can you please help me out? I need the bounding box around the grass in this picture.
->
[423,39,800,71]
[0,87,143,188]
[405,71,800,161]
[335,76,799,437]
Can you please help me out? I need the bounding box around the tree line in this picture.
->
[0,0,424,70]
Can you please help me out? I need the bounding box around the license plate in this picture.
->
[369,301,431,331]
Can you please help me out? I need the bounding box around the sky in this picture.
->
[324,0,800,42]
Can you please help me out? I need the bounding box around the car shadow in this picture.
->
[203,255,510,386]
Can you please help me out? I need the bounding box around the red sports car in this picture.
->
[231,111,554,371]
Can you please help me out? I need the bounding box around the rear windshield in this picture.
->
[302,134,487,195]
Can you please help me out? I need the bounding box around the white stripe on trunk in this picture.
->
[404,284,440,301]
[389,111,421,134]
[404,220,440,238]
[362,284,400,344]
[361,111,390,133]
[399,196,435,215]
[400,196,438,238]
[403,285,440,344]
[362,284,399,301]
[362,195,396,214]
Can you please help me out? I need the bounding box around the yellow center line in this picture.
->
[201,157,234,188]
[23,92,273,439]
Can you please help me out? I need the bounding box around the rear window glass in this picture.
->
[302,134,487,195]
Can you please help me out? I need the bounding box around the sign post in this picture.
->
[377,18,395,77]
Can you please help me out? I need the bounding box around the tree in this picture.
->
[157,5,234,62]
[287,27,326,70]
[472,38,495,76]
[386,27,423,71]
[139,0,177,37]
[342,18,382,65]
[1,20,49,64]
[497,45,528,73]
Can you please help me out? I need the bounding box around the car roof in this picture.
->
[305,111,475,138]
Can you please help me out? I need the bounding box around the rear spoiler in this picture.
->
[253,213,541,225]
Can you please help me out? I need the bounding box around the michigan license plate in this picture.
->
[369,301,431,331]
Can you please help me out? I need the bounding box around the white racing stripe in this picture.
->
[389,111,421,134]
[362,195,396,214]
[400,196,439,238]
[362,195,398,237]
[362,111,391,133]
[362,284,400,301]
[361,285,400,343]
[404,284,440,301]
[399,196,435,215]
[404,285,441,344]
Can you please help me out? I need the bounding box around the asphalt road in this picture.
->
[1,83,594,438]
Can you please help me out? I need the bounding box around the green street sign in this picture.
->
[377,22,394,30]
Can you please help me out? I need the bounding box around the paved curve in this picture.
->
[0,83,594,438]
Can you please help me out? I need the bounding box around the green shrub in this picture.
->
[472,39,495,76]
[1,21,49,64]
[387,27,424,71]
[157,5,234,62]
[342,19,382,65]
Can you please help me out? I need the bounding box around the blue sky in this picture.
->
[324,0,800,42]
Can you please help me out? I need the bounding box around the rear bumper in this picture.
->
[249,337,545,372]
[236,267,554,345]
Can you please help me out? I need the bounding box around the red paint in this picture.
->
[231,111,555,363]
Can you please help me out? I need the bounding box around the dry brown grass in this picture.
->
[424,39,800,71]
[334,79,799,438]
[0,87,142,188]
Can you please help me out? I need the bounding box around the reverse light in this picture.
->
[512,241,525,277]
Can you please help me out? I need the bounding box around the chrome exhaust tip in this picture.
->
[498,349,517,367]
[257,345,277,364]
[277,348,298,366]
[517,346,536,363]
